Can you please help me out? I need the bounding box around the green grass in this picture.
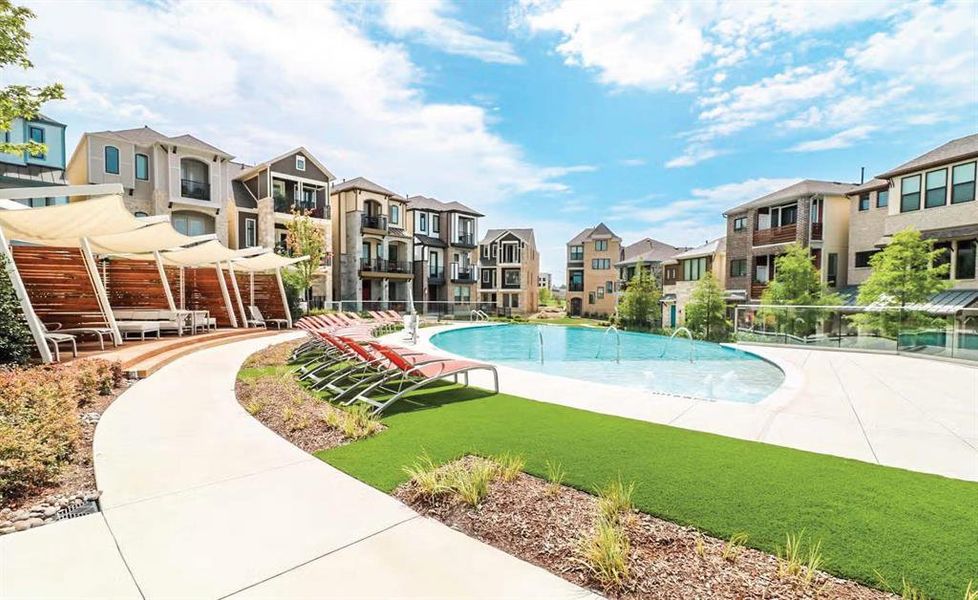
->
[317,385,978,599]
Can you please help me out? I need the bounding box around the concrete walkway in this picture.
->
[408,324,978,482]
[1,333,597,600]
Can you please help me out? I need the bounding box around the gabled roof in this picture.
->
[480,228,536,248]
[33,113,66,127]
[723,180,857,215]
[668,237,725,262]
[877,133,978,179]
[616,237,685,266]
[234,146,335,182]
[332,176,400,198]
[405,195,483,217]
[846,178,889,196]
[568,222,620,245]
[91,126,233,157]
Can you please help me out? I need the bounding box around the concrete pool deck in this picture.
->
[404,323,978,482]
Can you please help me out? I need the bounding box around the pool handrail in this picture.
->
[661,326,696,362]
[595,324,621,363]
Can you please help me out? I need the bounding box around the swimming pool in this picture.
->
[430,324,785,404]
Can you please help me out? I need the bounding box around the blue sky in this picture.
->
[14,0,978,282]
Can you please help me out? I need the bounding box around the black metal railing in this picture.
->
[359,258,412,274]
[568,283,584,292]
[361,214,388,230]
[181,179,210,201]
[456,233,475,246]
[428,266,445,281]
[452,267,475,282]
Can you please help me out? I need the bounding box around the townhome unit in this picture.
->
[723,180,855,301]
[1,114,68,206]
[847,133,978,290]
[538,272,552,291]
[329,177,412,309]
[478,228,540,315]
[660,237,727,328]
[566,223,621,317]
[407,195,481,310]
[616,237,685,288]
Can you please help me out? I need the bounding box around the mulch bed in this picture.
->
[396,457,895,600]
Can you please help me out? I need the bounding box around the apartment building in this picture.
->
[407,195,481,309]
[566,223,621,317]
[329,177,412,309]
[538,272,552,291]
[723,180,855,301]
[847,133,978,290]
[478,228,540,314]
[660,237,727,328]
[1,114,68,206]
[616,237,685,287]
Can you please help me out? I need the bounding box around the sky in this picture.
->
[10,0,978,283]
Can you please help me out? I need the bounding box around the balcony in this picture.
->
[428,266,445,283]
[568,284,584,292]
[361,214,388,231]
[359,258,412,275]
[452,267,476,283]
[181,179,210,201]
[274,195,325,218]
[753,224,796,246]
[811,222,823,241]
[751,281,768,299]
[455,233,476,247]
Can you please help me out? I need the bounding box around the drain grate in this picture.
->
[54,500,99,521]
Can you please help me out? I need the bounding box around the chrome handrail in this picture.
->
[594,324,621,363]
[529,325,544,363]
[661,326,695,362]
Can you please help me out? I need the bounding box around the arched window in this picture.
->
[104,146,120,174]
[179,158,210,200]
[134,211,149,218]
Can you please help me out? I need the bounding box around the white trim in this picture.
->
[215,263,238,328]
[244,217,257,247]
[275,267,293,327]
[80,237,123,345]
[226,261,249,327]
[0,227,52,362]
[154,250,177,311]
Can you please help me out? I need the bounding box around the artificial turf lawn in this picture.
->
[315,385,978,599]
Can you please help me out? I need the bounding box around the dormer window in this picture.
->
[105,145,120,174]
[28,126,44,159]
[296,155,306,171]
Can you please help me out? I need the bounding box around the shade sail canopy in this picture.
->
[89,222,215,254]
[159,240,266,267]
[0,195,152,246]
[232,252,309,272]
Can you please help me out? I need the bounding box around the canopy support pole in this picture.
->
[0,228,53,363]
[154,251,176,311]
[275,267,293,328]
[249,272,255,307]
[226,262,248,327]
[215,263,238,328]
[81,238,123,346]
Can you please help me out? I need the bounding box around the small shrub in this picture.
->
[596,476,635,523]
[403,453,451,498]
[722,532,749,562]
[777,530,823,585]
[900,578,927,600]
[448,461,495,507]
[544,459,566,495]
[0,255,34,366]
[579,516,631,588]
[281,405,295,423]
[339,404,382,440]
[245,400,263,416]
[494,452,524,482]
[693,533,706,558]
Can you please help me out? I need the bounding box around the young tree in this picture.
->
[284,209,327,302]
[759,243,840,336]
[0,254,32,364]
[684,272,729,342]
[850,228,950,337]
[0,1,65,157]
[538,285,553,306]
[618,261,660,328]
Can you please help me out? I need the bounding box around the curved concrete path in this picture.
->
[1,333,597,600]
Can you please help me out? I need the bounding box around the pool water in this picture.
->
[430,324,784,404]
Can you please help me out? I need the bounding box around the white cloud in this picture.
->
[24,0,573,204]
[619,158,646,166]
[664,145,722,168]
[788,125,878,152]
[378,0,522,65]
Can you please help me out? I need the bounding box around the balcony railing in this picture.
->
[811,222,823,241]
[452,268,475,282]
[753,224,797,246]
[568,283,584,292]
[750,281,768,299]
[274,195,325,218]
[359,258,412,274]
[428,266,445,282]
[362,214,388,230]
[456,233,475,247]
[181,179,210,201]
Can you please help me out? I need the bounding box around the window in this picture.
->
[597,287,605,299]
[454,286,471,302]
[591,258,610,269]
[935,242,952,279]
[606,281,613,293]
[295,155,306,171]
[854,250,878,268]
[28,126,44,159]
[390,204,400,224]
[361,242,371,259]
[901,175,921,212]
[481,269,492,283]
[588,292,595,305]
[569,270,583,292]
[778,204,798,226]
[956,239,976,280]
[135,153,149,180]
[432,215,440,233]
[952,162,976,204]
[733,216,747,231]
[729,259,748,277]
[877,189,889,208]
[511,294,519,309]
[595,240,608,251]
[419,213,427,231]
[569,245,584,261]
[827,253,838,287]
[244,218,257,247]
[104,145,120,174]
[133,211,149,217]
[858,193,870,211]
[503,269,520,287]
[683,257,707,281]
[664,266,677,281]
[925,169,947,208]
[171,212,213,236]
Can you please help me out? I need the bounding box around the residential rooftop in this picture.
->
[332,176,401,198]
[616,237,685,266]
[405,195,483,217]
[723,179,857,215]
[480,228,536,247]
[91,126,232,158]
[568,222,620,245]
[877,133,978,179]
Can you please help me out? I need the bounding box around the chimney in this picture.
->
[860,167,865,184]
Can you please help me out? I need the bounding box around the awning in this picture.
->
[232,252,308,272]
[904,289,978,315]
[88,222,215,254]
[413,233,446,248]
[0,194,153,246]
[660,293,677,303]
[725,290,748,301]
[159,240,266,267]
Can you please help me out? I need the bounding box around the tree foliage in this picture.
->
[618,261,660,328]
[758,243,840,337]
[850,228,951,337]
[0,254,33,364]
[538,285,553,306]
[0,0,65,157]
[284,209,327,300]
[684,272,729,342]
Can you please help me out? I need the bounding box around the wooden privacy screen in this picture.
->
[103,259,172,309]
[184,266,234,327]
[237,272,287,321]
[11,245,106,328]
